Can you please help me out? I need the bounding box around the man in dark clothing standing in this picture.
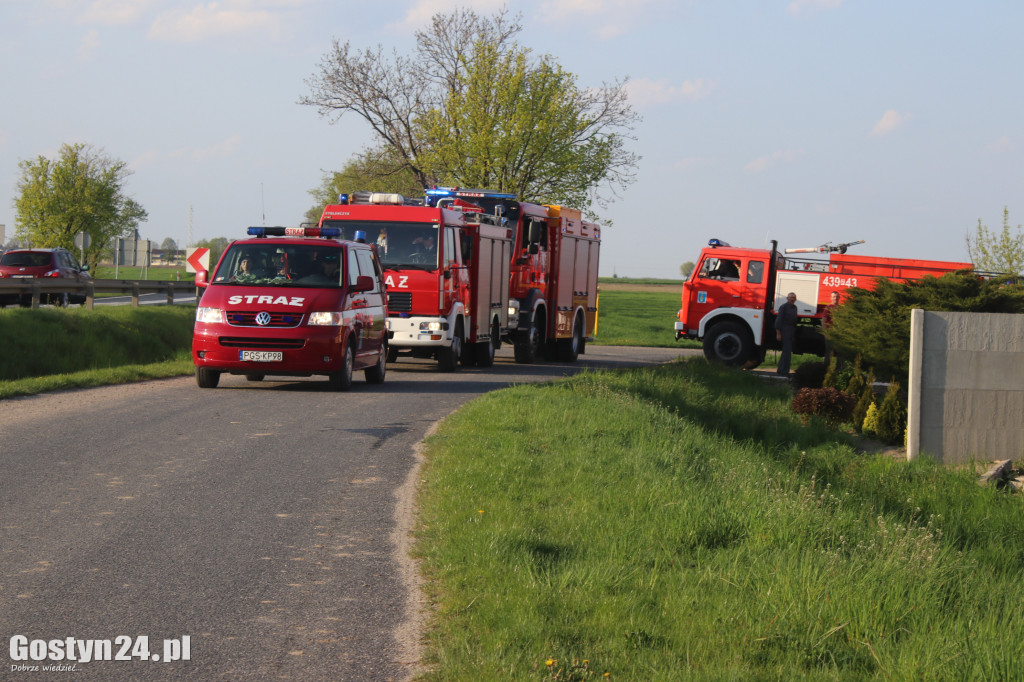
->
[775,292,799,376]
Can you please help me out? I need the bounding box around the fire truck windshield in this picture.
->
[211,243,346,287]
[320,220,439,270]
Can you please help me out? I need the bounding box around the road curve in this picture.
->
[0,345,699,680]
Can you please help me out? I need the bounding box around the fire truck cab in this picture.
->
[192,226,389,389]
[319,192,513,371]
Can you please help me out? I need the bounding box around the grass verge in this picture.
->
[415,360,1024,681]
[0,305,196,398]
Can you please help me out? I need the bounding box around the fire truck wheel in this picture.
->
[475,338,496,367]
[387,346,398,363]
[438,322,463,372]
[514,312,545,364]
[328,343,355,390]
[460,336,478,367]
[703,321,753,366]
[196,367,221,389]
[556,312,584,362]
[365,345,387,384]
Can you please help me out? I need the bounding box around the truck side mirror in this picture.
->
[353,274,375,292]
[526,220,541,245]
[529,243,539,255]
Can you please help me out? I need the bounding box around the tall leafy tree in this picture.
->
[194,237,229,269]
[967,207,1024,276]
[828,271,1024,382]
[419,39,637,212]
[301,7,638,215]
[15,143,147,268]
[304,147,422,223]
[160,237,179,263]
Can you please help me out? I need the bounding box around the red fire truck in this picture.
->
[424,188,601,363]
[318,192,513,371]
[674,239,972,366]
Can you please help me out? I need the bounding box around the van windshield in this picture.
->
[319,220,438,270]
[211,243,344,287]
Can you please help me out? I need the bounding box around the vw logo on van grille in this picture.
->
[255,312,272,326]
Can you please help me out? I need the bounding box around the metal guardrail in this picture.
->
[0,279,197,309]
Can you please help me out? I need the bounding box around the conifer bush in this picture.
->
[875,380,908,445]
[844,354,865,397]
[853,383,875,433]
[862,402,880,438]
[828,272,1024,383]
[822,355,838,388]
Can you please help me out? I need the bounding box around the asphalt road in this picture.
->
[0,345,700,681]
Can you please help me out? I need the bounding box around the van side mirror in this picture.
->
[195,270,208,288]
[353,274,375,292]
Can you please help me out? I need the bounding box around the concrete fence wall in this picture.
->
[907,310,1024,465]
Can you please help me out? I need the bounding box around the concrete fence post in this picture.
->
[906,308,924,461]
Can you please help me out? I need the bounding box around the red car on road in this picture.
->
[0,248,92,307]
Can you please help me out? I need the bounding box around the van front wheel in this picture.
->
[196,367,221,388]
[328,343,355,391]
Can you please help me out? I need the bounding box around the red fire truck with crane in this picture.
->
[424,188,601,363]
[674,238,973,367]
[318,192,513,371]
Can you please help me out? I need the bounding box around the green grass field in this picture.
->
[93,264,190,281]
[415,361,1024,680]
[593,286,692,349]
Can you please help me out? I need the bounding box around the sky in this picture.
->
[2,0,1022,279]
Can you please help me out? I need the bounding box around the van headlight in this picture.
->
[308,311,343,326]
[196,307,224,324]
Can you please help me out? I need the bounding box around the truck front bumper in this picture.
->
[674,320,694,341]
[387,316,452,347]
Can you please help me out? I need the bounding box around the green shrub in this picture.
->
[844,354,865,396]
[828,272,1024,383]
[791,386,857,428]
[822,355,838,388]
[853,384,875,433]
[875,380,908,445]
[791,360,827,389]
[862,402,880,438]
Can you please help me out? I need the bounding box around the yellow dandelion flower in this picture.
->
[545,658,555,667]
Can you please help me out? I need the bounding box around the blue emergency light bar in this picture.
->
[246,226,342,238]
[708,238,731,248]
[424,186,518,207]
